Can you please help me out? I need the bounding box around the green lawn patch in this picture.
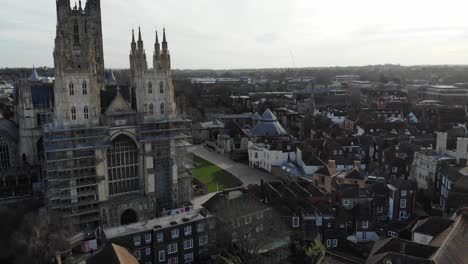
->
[192,156,241,193]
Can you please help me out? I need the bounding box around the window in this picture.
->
[184,253,193,263]
[339,224,345,229]
[73,20,80,45]
[160,81,164,93]
[0,137,10,168]
[184,226,192,236]
[399,211,407,219]
[199,248,208,256]
[70,107,77,120]
[208,219,215,230]
[196,222,204,233]
[343,199,350,206]
[183,239,193,250]
[231,218,240,228]
[362,232,367,239]
[171,229,179,239]
[362,220,369,229]
[168,257,178,264]
[149,103,154,115]
[332,239,338,247]
[199,235,208,246]
[159,250,166,262]
[377,207,383,213]
[160,103,165,115]
[257,211,264,219]
[69,82,75,95]
[146,247,151,256]
[84,106,89,120]
[107,135,139,195]
[133,250,141,260]
[245,215,252,224]
[145,233,152,244]
[327,222,332,228]
[148,82,153,94]
[292,216,300,228]
[232,232,238,242]
[326,239,331,248]
[401,190,407,197]
[388,231,398,237]
[168,243,178,254]
[134,235,141,246]
[157,232,164,243]
[256,224,264,232]
[400,199,407,209]
[82,81,87,94]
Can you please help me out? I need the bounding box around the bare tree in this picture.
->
[207,191,289,264]
[11,209,70,264]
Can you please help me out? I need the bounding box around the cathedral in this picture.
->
[3,0,193,234]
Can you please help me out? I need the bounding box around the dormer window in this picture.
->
[69,82,75,95]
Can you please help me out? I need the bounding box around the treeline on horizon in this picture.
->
[3,64,468,84]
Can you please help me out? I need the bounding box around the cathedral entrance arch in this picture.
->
[120,209,138,225]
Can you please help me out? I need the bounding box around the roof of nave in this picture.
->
[104,87,135,116]
[0,118,18,143]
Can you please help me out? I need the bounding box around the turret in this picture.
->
[56,0,71,22]
[162,28,168,53]
[137,27,144,52]
[131,29,137,54]
[153,30,161,69]
[160,28,171,71]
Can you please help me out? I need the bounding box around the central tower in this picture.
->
[54,0,105,128]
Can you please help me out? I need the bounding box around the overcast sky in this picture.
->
[2,0,468,69]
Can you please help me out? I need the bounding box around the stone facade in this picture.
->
[13,0,193,234]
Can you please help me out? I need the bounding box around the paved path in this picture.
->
[188,145,278,186]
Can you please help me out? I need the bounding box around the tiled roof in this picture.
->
[250,109,288,137]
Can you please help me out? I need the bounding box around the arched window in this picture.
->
[148,82,153,94]
[82,81,87,95]
[107,135,139,195]
[0,137,10,168]
[159,81,164,94]
[73,20,80,45]
[71,107,76,120]
[160,103,165,115]
[84,106,89,119]
[149,104,154,115]
[69,82,74,95]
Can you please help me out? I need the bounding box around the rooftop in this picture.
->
[103,209,211,239]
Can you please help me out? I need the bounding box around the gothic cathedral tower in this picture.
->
[54,0,105,127]
[130,28,177,118]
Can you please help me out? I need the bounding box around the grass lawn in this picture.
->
[192,156,241,193]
